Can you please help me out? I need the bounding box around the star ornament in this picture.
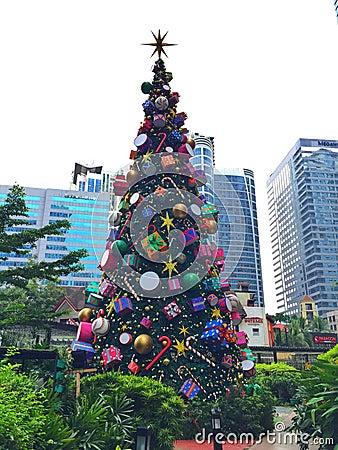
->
[160,211,175,234]
[173,338,187,357]
[142,30,177,59]
[179,325,189,337]
[162,255,178,278]
[211,307,222,319]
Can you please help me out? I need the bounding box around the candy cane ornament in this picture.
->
[161,176,185,200]
[145,336,171,371]
[118,211,132,239]
[155,132,167,153]
[177,365,207,394]
[185,336,216,367]
[123,276,141,302]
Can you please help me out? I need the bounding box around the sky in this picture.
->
[0,1,337,312]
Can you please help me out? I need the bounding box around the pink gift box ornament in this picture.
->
[220,278,230,291]
[168,278,181,291]
[140,317,152,329]
[98,279,117,298]
[236,331,248,348]
[162,301,181,320]
[230,311,242,326]
[102,346,122,366]
[76,322,93,343]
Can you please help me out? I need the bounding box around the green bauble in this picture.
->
[111,239,128,256]
[141,82,153,94]
[182,272,200,289]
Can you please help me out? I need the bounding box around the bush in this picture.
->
[181,385,275,440]
[255,363,302,402]
[0,363,47,449]
[289,359,338,450]
[80,372,186,450]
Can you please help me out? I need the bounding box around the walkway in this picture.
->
[174,406,320,450]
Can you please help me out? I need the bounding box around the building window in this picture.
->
[252,328,260,336]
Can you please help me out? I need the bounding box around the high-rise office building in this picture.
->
[189,132,215,204]
[0,185,110,286]
[214,169,265,307]
[267,138,338,317]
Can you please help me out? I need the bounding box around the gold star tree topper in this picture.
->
[142,30,177,58]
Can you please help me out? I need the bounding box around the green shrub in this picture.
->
[289,359,338,450]
[317,344,338,363]
[255,363,302,402]
[182,385,275,440]
[80,372,186,450]
[0,363,47,449]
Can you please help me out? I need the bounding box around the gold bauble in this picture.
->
[145,306,150,312]
[78,307,93,322]
[186,137,196,149]
[172,203,188,219]
[206,219,218,234]
[163,358,170,366]
[126,170,139,184]
[134,334,154,355]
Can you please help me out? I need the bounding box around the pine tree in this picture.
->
[0,184,88,287]
[84,33,254,400]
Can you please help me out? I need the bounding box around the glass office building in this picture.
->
[189,132,215,204]
[0,185,110,286]
[214,169,264,306]
[267,138,338,317]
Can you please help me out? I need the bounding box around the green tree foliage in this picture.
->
[307,316,330,333]
[0,184,88,288]
[0,361,46,449]
[0,280,66,328]
[289,359,338,450]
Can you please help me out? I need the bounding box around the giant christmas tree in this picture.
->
[73,31,256,400]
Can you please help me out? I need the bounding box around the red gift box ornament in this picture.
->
[162,301,181,320]
[102,346,122,366]
[128,360,140,374]
[140,317,152,329]
[161,154,176,169]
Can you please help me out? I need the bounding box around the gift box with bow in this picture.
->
[200,319,229,351]
[180,379,200,398]
[162,301,181,320]
[194,244,212,258]
[161,154,176,169]
[114,296,133,316]
[123,254,139,268]
[102,346,122,366]
[168,278,181,291]
[85,293,103,307]
[128,360,140,374]
[84,282,99,297]
[113,180,129,196]
[221,355,233,368]
[167,129,182,147]
[183,228,198,246]
[142,206,154,218]
[236,331,248,348]
[202,277,222,293]
[201,203,218,218]
[141,231,168,258]
[220,278,230,291]
[140,317,152,329]
[71,340,94,362]
[99,279,117,298]
[187,296,206,313]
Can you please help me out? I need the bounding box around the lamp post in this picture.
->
[211,407,223,450]
[135,426,152,450]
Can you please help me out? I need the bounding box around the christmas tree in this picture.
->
[73,31,256,400]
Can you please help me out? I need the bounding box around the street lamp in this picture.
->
[211,407,223,450]
[135,426,152,450]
